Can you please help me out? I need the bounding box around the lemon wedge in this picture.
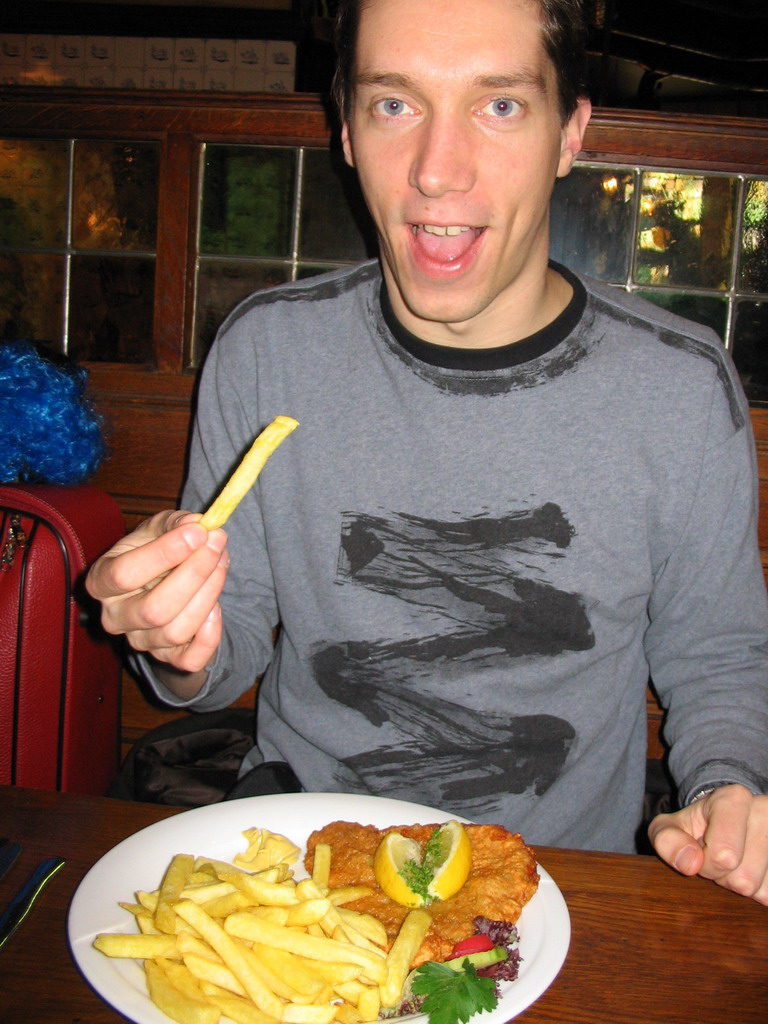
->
[373,821,472,907]
[427,820,472,902]
[373,831,425,906]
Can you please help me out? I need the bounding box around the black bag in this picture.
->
[109,707,301,806]
[109,708,255,806]
[226,759,302,800]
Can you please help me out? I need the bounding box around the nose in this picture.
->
[409,113,476,198]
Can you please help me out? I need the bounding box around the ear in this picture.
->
[341,121,356,168]
[557,97,592,179]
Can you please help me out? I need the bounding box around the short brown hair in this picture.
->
[332,0,588,125]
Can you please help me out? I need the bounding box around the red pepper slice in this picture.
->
[447,934,495,959]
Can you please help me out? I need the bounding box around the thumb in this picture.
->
[648,817,704,877]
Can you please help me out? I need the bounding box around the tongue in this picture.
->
[415,227,479,264]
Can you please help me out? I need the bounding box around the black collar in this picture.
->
[380,262,586,371]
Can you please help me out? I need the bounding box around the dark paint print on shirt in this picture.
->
[311,503,593,805]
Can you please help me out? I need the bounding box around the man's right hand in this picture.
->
[86,510,230,684]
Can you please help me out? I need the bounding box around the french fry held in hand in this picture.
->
[200,416,299,530]
[92,824,413,1024]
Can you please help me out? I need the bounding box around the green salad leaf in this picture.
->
[410,959,498,1024]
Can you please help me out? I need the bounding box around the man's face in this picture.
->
[342,0,591,346]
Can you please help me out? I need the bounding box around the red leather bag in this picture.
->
[0,483,125,794]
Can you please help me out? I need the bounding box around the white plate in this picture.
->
[69,793,570,1024]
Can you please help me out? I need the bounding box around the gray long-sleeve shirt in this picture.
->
[146,261,768,853]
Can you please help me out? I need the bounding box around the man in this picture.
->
[87,0,768,903]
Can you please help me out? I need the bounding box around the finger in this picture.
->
[648,816,705,877]
[140,518,227,593]
[695,786,753,881]
[88,515,214,600]
[139,548,229,648]
[144,603,224,675]
[118,522,217,596]
[709,794,768,903]
[107,539,228,637]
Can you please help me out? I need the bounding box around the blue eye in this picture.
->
[374,98,413,117]
[482,97,521,118]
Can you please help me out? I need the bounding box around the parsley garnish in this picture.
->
[422,826,448,874]
[411,960,498,1024]
[397,826,449,905]
[399,858,432,903]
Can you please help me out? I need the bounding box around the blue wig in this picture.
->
[0,340,108,485]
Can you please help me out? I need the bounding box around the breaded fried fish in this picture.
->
[305,821,538,967]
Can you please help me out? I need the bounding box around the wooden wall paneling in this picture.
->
[581,109,768,174]
[154,130,199,374]
[0,88,335,143]
[87,367,196,527]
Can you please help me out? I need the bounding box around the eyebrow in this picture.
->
[354,68,549,94]
[473,71,548,93]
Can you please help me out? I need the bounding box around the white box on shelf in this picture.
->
[235,39,266,71]
[264,70,294,93]
[144,68,172,89]
[205,38,235,71]
[174,70,204,90]
[84,36,115,67]
[175,38,205,71]
[26,35,56,67]
[115,67,143,89]
[0,35,26,66]
[233,69,265,92]
[55,36,86,71]
[145,37,173,69]
[56,67,85,87]
[84,66,115,88]
[25,35,56,85]
[115,37,145,70]
[265,39,295,71]
[206,68,234,91]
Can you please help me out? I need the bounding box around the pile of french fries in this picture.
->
[93,827,432,1024]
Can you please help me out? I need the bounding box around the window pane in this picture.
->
[635,290,727,341]
[299,147,376,263]
[739,179,768,294]
[298,263,345,279]
[732,300,768,405]
[0,138,69,248]
[200,146,296,258]
[193,258,289,363]
[72,141,160,251]
[68,254,154,363]
[550,167,635,282]
[0,253,64,344]
[635,172,737,289]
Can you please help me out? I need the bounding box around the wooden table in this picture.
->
[1,785,766,1023]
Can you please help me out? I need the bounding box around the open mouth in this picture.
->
[410,223,484,265]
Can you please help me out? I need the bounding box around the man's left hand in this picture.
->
[648,784,768,905]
